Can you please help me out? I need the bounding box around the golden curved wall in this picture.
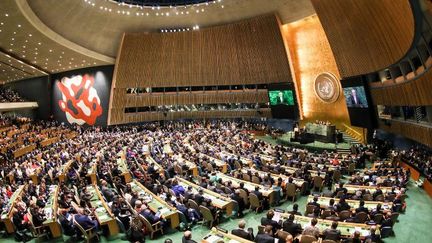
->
[282,15,364,142]
[311,0,415,78]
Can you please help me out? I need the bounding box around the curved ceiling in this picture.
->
[0,0,314,83]
[27,0,315,57]
[111,0,215,6]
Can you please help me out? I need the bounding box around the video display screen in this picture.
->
[343,86,369,108]
[268,90,295,106]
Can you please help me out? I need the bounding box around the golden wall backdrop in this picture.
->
[281,15,365,142]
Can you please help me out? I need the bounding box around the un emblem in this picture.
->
[314,72,340,103]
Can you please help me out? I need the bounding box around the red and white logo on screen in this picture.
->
[57,74,102,125]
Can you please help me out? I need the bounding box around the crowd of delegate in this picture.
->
[0,88,26,103]
[0,116,415,243]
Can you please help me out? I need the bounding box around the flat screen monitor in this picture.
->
[267,83,298,119]
[343,86,369,108]
[341,77,375,128]
[268,90,295,106]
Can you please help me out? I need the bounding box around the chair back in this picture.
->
[206,163,214,172]
[322,240,337,243]
[335,190,345,198]
[386,194,396,201]
[249,193,261,208]
[199,206,214,221]
[285,183,296,197]
[169,189,177,197]
[300,234,318,243]
[332,170,341,183]
[116,217,126,233]
[139,214,154,233]
[252,176,261,184]
[276,230,291,241]
[355,212,368,223]
[242,174,251,181]
[373,213,383,224]
[305,204,315,215]
[338,210,351,221]
[73,216,90,239]
[362,194,373,201]
[375,194,384,202]
[313,176,323,187]
[238,189,249,205]
[321,209,332,219]
[348,163,355,174]
[380,226,393,238]
[188,199,200,212]
[257,225,265,234]
[390,212,399,225]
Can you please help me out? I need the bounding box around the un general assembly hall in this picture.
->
[1,0,432,242]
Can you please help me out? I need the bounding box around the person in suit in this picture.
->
[336,197,351,212]
[231,220,254,241]
[333,183,348,197]
[307,196,320,209]
[252,186,268,209]
[74,209,99,231]
[322,221,341,242]
[282,214,303,237]
[364,225,383,243]
[349,88,363,107]
[302,218,320,239]
[355,200,369,214]
[288,203,302,216]
[275,91,286,105]
[260,210,281,234]
[193,189,205,205]
[255,225,276,243]
[231,190,245,217]
[182,230,198,243]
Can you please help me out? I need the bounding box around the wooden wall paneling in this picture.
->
[110,14,289,124]
[371,67,432,106]
[311,0,415,78]
[378,120,432,147]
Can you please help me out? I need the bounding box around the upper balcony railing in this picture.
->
[366,0,432,88]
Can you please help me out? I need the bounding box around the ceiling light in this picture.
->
[5,14,8,17]
[28,34,32,37]
[17,24,21,28]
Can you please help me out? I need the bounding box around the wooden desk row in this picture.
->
[202,227,254,243]
[86,185,119,236]
[1,185,25,233]
[43,185,61,238]
[306,195,393,211]
[175,177,235,216]
[238,168,305,189]
[216,173,276,204]
[13,144,36,158]
[129,180,179,228]
[339,184,394,194]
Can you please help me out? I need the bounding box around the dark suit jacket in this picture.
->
[253,190,263,200]
[255,233,275,243]
[261,217,281,233]
[282,220,302,236]
[74,214,97,230]
[182,236,198,243]
[232,228,254,241]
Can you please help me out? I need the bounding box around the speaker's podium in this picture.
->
[292,122,338,143]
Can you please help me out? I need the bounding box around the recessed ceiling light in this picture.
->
[5,14,9,17]
[17,24,21,28]
[28,34,32,37]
